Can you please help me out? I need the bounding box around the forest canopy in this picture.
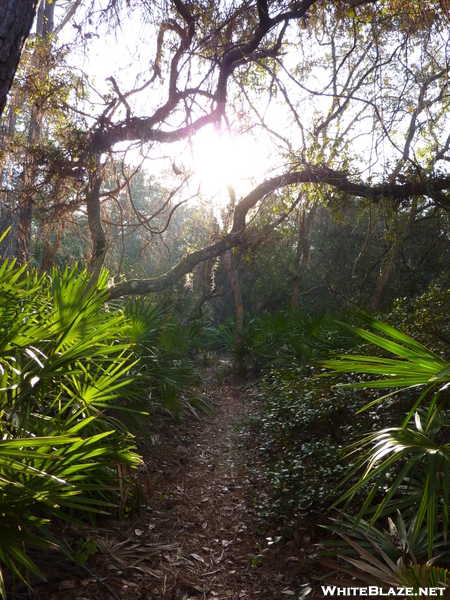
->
[2,2,450,595]
[0,0,449,312]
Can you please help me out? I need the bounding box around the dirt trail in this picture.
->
[23,363,312,600]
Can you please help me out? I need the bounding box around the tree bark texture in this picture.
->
[0,0,40,116]
[86,175,107,284]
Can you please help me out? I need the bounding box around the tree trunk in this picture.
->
[0,0,40,116]
[370,240,398,312]
[15,190,33,264]
[15,1,55,264]
[370,200,418,312]
[0,200,18,258]
[224,251,243,347]
[39,221,63,273]
[87,174,107,283]
[185,260,219,322]
[0,111,18,258]
[290,201,317,309]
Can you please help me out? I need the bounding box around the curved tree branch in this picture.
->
[108,164,450,298]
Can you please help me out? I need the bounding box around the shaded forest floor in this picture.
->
[10,359,322,600]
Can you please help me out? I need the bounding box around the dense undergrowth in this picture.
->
[3,249,450,599]
[245,368,383,522]
[0,259,202,597]
[204,310,358,372]
[215,288,450,595]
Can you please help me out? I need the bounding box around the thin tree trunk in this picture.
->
[186,260,216,322]
[16,191,33,264]
[87,174,107,283]
[222,183,244,346]
[15,1,55,264]
[16,101,42,264]
[370,241,398,312]
[0,112,19,258]
[39,221,63,273]
[370,200,418,312]
[290,201,317,309]
[224,251,243,347]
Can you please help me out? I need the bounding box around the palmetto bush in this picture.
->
[125,298,201,414]
[204,309,357,372]
[320,315,450,561]
[321,512,450,598]
[0,259,144,596]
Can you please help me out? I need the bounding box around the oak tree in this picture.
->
[1,0,449,307]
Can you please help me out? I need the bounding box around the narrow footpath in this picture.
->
[27,363,315,600]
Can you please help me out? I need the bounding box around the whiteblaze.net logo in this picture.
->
[321,586,446,596]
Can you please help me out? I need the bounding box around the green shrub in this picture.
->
[321,315,450,560]
[246,366,381,522]
[204,309,358,372]
[125,298,201,414]
[387,283,450,358]
[0,260,144,596]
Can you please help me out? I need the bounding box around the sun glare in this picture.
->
[191,127,267,197]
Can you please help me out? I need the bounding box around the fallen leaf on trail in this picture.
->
[285,556,300,563]
[191,583,208,592]
[121,579,138,586]
[190,553,205,562]
[58,580,76,591]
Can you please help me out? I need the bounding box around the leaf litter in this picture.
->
[9,362,318,599]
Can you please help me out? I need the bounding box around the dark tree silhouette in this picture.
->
[0,0,40,115]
